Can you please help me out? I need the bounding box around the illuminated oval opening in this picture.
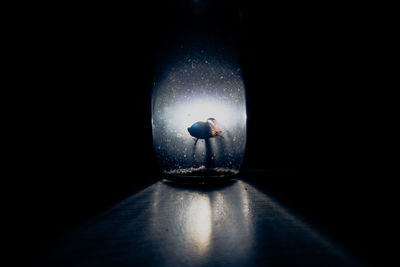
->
[152,49,246,178]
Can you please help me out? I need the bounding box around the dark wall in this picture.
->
[17,2,159,262]
[240,2,387,265]
[16,1,387,265]
[239,2,389,266]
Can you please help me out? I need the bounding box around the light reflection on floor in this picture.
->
[184,193,212,255]
[148,180,254,266]
[38,180,359,266]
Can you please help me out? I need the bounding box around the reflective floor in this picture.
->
[36,180,360,266]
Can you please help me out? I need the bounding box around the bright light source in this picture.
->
[168,96,243,140]
[152,52,246,178]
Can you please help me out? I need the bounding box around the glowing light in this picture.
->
[152,53,247,172]
[167,96,242,139]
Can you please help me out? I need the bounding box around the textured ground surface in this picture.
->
[35,179,361,266]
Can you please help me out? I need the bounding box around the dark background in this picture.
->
[13,1,389,266]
